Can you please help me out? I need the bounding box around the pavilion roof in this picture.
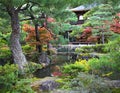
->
[70,4,97,12]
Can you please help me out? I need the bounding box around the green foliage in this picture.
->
[75,46,94,53]
[24,62,42,76]
[88,38,120,79]
[65,12,77,22]
[85,4,114,27]
[69,72,111,93]
[0,47,11,58]
[0,0,27,7]
[83,7,98,19]
[88,57,114,76]
[47,22,80,45]
[50,35,69,45]
[75,44,108,54]
[0,39,7,48]
[58,72,111,93]
[22,45,34,53]
[0,64,35,93]
[77,4,114,43]
[0,32,11,46]
[0,18,11,33]
[62,60,90,77]
[106,37,120,76]
[112,88,120,93]
[92,44,108,53]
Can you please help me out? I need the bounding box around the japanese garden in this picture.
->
[0,0,120,93]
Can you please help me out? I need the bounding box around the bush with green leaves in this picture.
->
[62,60,90,77]
[58,72,111,93]
[106,37,120,79]
[75,44,108,54]
[0,47,11,58]
[88,38,120,79]
[69,72,111,93]
[0,46,12,65]
[88,57,114,77]
[22,45,34,54]
[24,62,42,77]
[0,64,36,93]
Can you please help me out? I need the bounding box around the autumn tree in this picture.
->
[111,13,120,34]
[22,24,53,49]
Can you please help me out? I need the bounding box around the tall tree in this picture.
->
[83,4,114,44]
[0,1,29,71]
[0,0,83,71]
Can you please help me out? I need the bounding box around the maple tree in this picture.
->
[77,27,92,42]
[110,13,120,34]
[23,24,53,47]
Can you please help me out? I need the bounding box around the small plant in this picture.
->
[22,44,34,53]
[0,46,11,58]
[24,62,42,77]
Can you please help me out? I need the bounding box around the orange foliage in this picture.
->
[110,13,120,34]
[87,36,100,43]
[77,27,92,42]
[23,24,53,46]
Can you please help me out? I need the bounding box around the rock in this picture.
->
[31,77,59,92]
[105,80,120,88]
[51,89,80,93]
[40,80,59,91]
[38,52,51,66]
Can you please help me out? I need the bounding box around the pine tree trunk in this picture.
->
[101,30,105,44]
[7,7,27,71]
[35,24,42,53]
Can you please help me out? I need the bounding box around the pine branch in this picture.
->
[20,17,33,21]
[16,3,30,11]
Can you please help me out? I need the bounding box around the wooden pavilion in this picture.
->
[65,4,97,44]
[70,4,96,25]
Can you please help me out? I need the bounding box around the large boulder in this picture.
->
[31,77,59,92]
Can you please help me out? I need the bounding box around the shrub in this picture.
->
[22,44,34,53]
[75,46,94,53]
[25,62,42,77]
[88,56,114,76]
[92,44,108,53]
[69,72,111,93]
[58,72,111,93]
[0,47,11,58]
[0,47,12,65]
[0,64,35,93]
[87,37,120,79]
[62,60,90,77]
[75,44,108,54]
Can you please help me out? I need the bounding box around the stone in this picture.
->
[39,80,59,91]
[31,77,58,92]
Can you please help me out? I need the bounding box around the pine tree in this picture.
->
[0,0,84,71]
[83,4,114,44]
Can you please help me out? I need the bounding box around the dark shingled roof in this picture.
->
[70,4,97,12]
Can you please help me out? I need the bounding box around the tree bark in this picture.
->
[7,7,27,71]
[101,30,105,44]
[35,24,42,53]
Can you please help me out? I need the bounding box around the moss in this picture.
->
[112,88,120,93]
